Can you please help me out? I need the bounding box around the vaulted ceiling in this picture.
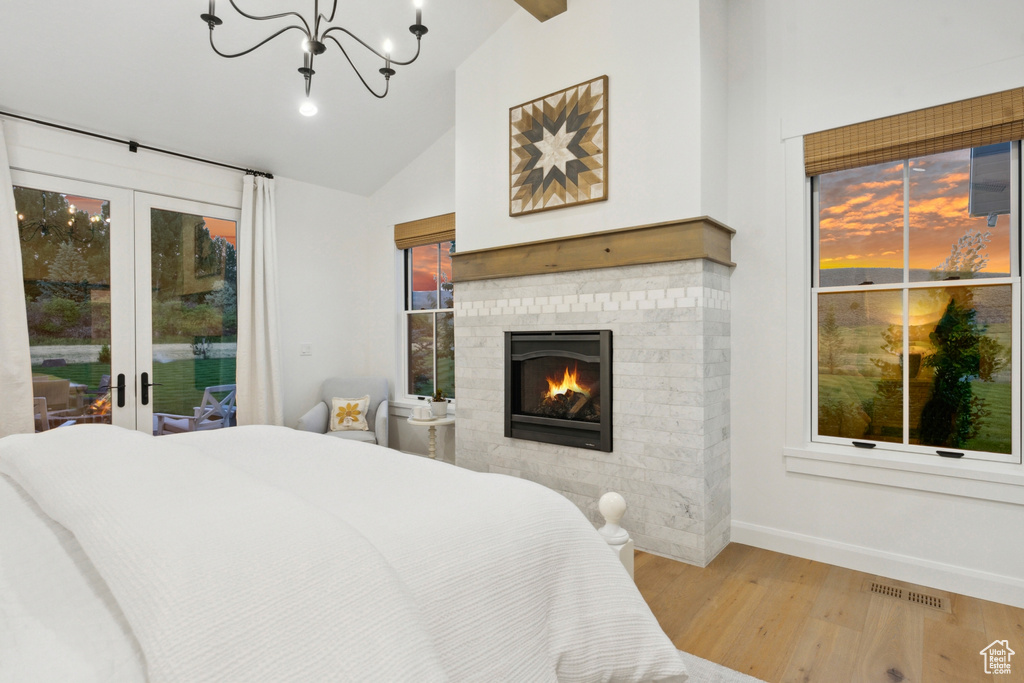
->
[0,1,516,195]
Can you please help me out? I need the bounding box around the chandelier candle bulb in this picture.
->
[414,0,422,26]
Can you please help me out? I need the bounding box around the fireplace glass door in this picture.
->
[506,331,612,451]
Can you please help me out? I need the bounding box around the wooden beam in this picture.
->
[514,0,567,23]
[451,216,734,283]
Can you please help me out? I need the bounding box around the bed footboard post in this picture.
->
[598,492,634,580]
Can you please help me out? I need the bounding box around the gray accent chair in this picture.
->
[296,377,389,447]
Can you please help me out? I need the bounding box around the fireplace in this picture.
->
[505,330,612,451]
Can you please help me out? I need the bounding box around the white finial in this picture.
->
[598,491,629,544]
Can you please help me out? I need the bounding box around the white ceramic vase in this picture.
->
[430,400,447,418]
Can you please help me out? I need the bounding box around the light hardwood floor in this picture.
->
[635,544,1024,683]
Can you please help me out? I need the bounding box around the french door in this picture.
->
[13,171,240,435]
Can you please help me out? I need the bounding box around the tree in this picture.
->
[204,278,237,336]
[150,209,186,297]
[916,230,1007,448]
[869,323,903,378]
[42,241,89,302]
[818,303,845,374]
[935,229,991,279]
[819,393,867,438]
[918,294,990,448]
[439,239,455,309]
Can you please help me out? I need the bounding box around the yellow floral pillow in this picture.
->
[329,395,370,431]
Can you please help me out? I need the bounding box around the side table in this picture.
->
[406,415,455,459]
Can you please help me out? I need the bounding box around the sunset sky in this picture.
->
[61,195,237,248]
[66,194,107,217]
[203,217,236,248]
[410,242,452,293]
[818,148,1011,277]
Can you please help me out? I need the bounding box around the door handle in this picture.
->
[114,373,127,408]
[140,372,163,406]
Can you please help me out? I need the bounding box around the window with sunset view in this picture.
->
[813,143,1018,462]
[405,240,455,400]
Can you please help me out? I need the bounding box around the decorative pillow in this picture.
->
[329,395,370,432]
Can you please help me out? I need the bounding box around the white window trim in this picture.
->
[395,243,455,411]
[783,136,1024,504]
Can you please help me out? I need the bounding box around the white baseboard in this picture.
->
[731,520,1024,609]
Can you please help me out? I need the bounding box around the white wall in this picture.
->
[727,0,1024,605]
[370,127,457,459]
[455,0,711,253]
[275,178,385,427]
[699,0,728,221]
[372,127,456,227]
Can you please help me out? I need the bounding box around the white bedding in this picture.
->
[0,424,687,682]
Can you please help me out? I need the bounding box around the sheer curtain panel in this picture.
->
[0,122,34,435]
[236,175,284,425]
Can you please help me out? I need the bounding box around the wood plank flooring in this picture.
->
[635,544,1024,683]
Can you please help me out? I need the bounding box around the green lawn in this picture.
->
[819,373,1011,454]
[34,358,236,417]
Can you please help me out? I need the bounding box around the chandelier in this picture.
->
[200,0,428,116]
[17,193,108,245]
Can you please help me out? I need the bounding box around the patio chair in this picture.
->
[32,378,70,412]
[33,397,49,432]
[86,374,111,397]
[154,384,236,435]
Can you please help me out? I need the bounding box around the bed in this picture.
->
[0,424,688,682]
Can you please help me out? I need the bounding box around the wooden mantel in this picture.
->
[451,216,734,283]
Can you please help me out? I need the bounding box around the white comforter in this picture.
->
[0,424,687,682]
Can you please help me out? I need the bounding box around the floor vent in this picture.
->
[870,582,903,599]
[864,579,951,613]
[907,591,946,610]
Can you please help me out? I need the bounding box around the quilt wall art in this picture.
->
[509,75,607,217]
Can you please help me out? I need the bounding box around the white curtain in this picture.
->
[0,122,34,436]
[236,175,284,425]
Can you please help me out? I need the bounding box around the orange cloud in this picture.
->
[818,150,1011,275]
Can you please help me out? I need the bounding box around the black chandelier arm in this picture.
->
[209,23,308,59]
[385,38,422,67]
[321,26,421,67]
[325,35,389,99]
[318,0,340,25]
[321,26,386,60]
[226,0,311,35]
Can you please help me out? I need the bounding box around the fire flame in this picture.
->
[545,365,591,400]
[86,392,112,416]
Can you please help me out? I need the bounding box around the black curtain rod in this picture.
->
[0,110,273,179]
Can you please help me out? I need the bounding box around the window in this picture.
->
[812,143,1018,462]
[404,240,455,399]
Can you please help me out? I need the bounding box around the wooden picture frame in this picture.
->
[509,75,608,217]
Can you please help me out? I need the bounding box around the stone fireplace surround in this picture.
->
[452,219,732,566]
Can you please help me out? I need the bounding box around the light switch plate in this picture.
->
[300,343,312,356]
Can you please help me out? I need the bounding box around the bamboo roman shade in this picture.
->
[804,88,1024,177]
[393,212,456,249]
